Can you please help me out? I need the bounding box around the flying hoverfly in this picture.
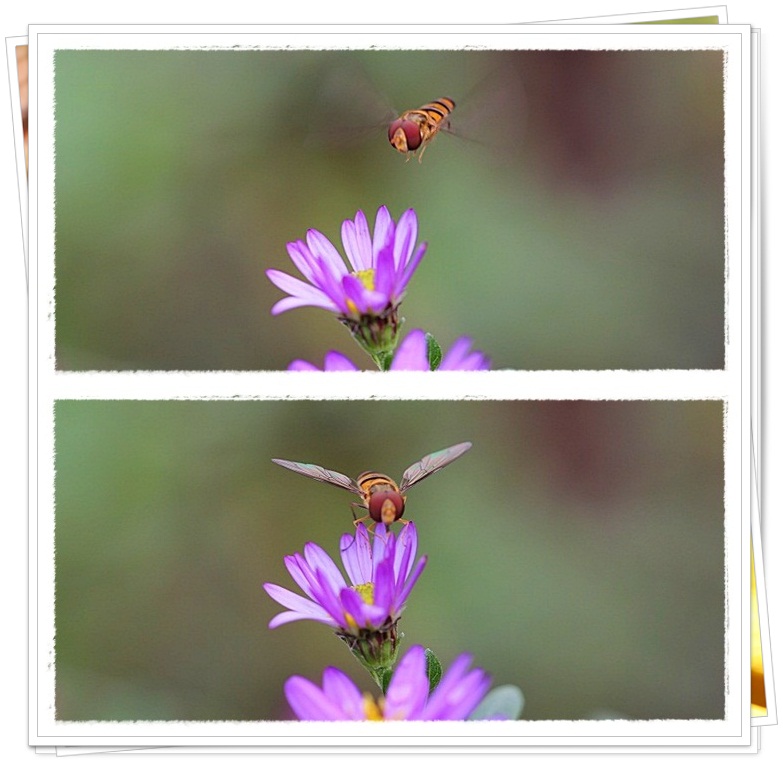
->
[387,96,456,163]
[272,441,472,531]
[309,65,461,164]
[310,59,525,165]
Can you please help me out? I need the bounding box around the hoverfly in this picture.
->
[272,441,472,530]
[388,97,456,163]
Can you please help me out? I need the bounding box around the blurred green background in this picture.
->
[53,49,725,370]
[54,400,725,721]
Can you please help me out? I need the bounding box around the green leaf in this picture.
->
[424,648,442,694]
[425,333,442,371]
[468,685,525,720]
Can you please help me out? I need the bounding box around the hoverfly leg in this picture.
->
[352,514,372,529]
[350,500,368,523]
[350,503,375,534]
[340,508,372,553]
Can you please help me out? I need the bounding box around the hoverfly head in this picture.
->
[368,489,405,526]
[388,118,423,154]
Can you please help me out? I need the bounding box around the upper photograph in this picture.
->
[51,47,726,371]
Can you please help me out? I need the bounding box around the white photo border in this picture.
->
[29,24,751,747]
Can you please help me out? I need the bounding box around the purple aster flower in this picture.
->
[263,523,426,676]
[284,644,493,721]
[267,206,427,364]
[288,329,491,371]
[287,351,359,372]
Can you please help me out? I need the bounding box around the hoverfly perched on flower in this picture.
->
[388,96,456,163]
[272,441,472,531]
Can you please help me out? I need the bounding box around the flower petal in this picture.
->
[268,609,333,629]
[397,555,428,607]
[323,351,360,371]
[392,208,418,270]
[393,522,418,589]
[392,524,416,593]
[285,673,349,720]
[266,269,340,313]
[372,206,395,265]
[340,524,374,586]
[390,330,429,370]
[303,542,346,594]
[287,359,321,371]
[309,256,351,311]
[306,228,349,279]
[270,295,337,316]
[420,653,491,720]
[370,552,396,616]
[384,645,429,720]
[373,240,397,301]
[341,210,373,271]
[396,242,427,295]
[263,583,334,628]
[310,567,351,625]
[430,669,492,720]
[340,274,389,315]
[340,274,371,314]
[285,240,322,284]
[370,524,391,577]
[440,337,491,371]
[321,668,368,720]
[283,553,321,600]
[339,586,386,629]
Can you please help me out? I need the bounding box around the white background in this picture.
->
[1,2,778,760]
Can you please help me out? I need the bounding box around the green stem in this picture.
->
[372,350,394,371]
[369,665,394,694]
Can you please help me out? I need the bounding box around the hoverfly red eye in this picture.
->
[388,118,404,141]
[388,119,422,152]
[368,490,404,525]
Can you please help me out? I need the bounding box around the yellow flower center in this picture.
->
[344,269,377,315]
[343,582,375,629]
[353,582,375,604]
[354,269,376,290]
[362,694,386,721]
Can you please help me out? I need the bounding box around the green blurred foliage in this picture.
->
[54,400,725,721]
[53,49,725,370]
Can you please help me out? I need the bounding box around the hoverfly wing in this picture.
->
[398,441,473,493]
[271,458,364,496]
[452,61,528,161]
[305,60,397,153]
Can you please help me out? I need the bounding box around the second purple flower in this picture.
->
[285,645,494,721]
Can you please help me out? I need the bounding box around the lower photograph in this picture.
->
[51,399,726,724]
